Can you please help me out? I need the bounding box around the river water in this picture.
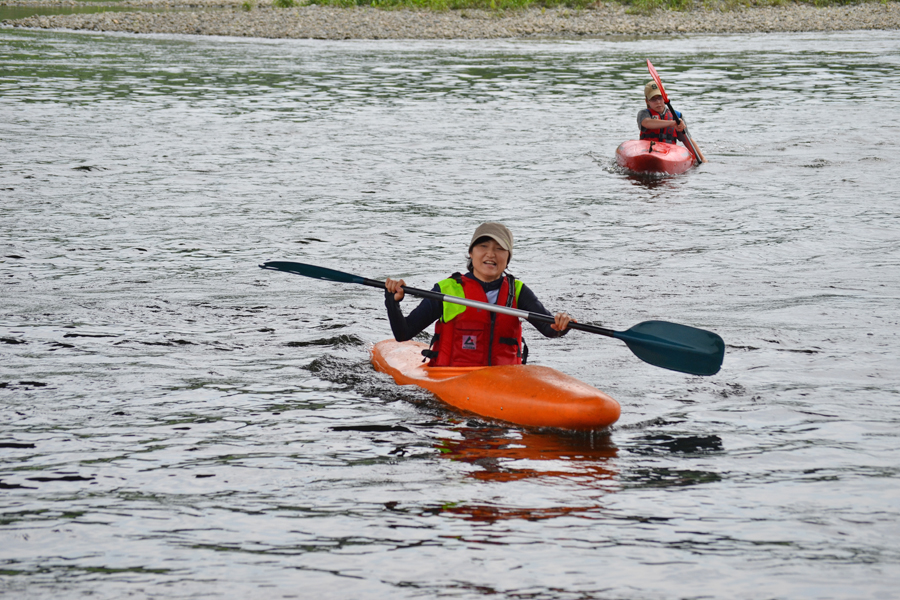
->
[1,26,899,599]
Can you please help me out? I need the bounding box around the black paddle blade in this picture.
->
[614,320,724,376]
[259,261,366,285]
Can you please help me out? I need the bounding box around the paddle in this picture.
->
[260,261,725,376]
[647,59,707,164]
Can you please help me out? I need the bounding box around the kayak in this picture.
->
[615,139,696,175]
[371,339,621,430]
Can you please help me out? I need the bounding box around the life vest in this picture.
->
[425,273,525,367]
[640,107,677,144]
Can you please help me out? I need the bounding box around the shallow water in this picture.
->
[1,27,899,599]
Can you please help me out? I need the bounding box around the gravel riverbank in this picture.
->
[3,1,900,39]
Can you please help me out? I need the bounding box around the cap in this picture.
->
[644,81,663,100]
[468,222,513,259]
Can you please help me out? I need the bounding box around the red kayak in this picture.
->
[616,139,696,175]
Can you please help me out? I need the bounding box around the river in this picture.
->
[1,27,899,599]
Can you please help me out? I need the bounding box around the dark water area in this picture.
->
[1,27,899,599]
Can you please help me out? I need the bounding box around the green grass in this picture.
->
[294,0,891,12]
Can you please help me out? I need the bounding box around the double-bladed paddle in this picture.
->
[647,59,707,164]
[260,261,725,376]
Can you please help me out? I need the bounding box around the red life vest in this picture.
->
[428,274,523,367]
[640,107,677,144]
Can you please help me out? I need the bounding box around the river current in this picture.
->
[1,27,899,599]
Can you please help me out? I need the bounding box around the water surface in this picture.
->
[1,27,899,599]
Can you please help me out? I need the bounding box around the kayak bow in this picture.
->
[616,139,695,175]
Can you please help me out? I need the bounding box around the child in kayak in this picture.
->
[639,81,688,145]
[384,222,573,367]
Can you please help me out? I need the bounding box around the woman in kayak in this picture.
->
[384,222,573,367]
[639,81,688,145]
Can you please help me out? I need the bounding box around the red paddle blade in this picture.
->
[646,59,669,103]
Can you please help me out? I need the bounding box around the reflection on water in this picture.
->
[437,427,618,484]
[623,171,683,189]
[436,502,600,522]
[2,27,900,600]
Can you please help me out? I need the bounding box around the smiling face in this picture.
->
[469,238,509,282]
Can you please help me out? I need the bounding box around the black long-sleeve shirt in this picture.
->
[384,272,568,342]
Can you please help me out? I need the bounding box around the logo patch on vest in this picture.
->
[461,335,477,350]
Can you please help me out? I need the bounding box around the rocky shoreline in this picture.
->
[3,1,900,39]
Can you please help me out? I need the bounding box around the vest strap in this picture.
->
[504,274,516,308]
[499,336,527,362]
[422,333,440,363]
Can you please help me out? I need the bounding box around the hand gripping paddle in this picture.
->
[260,261,725,376]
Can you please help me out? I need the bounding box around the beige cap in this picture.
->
[469,222,513,259]
[644,81,663,100]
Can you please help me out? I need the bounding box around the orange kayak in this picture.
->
[616,139,695,174]
[371,339,620,430]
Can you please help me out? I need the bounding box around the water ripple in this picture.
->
[2,27,900,600]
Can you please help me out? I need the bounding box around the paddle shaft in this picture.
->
[258,261,725,375]
[666,100,706,164]
[357,276,617,338]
